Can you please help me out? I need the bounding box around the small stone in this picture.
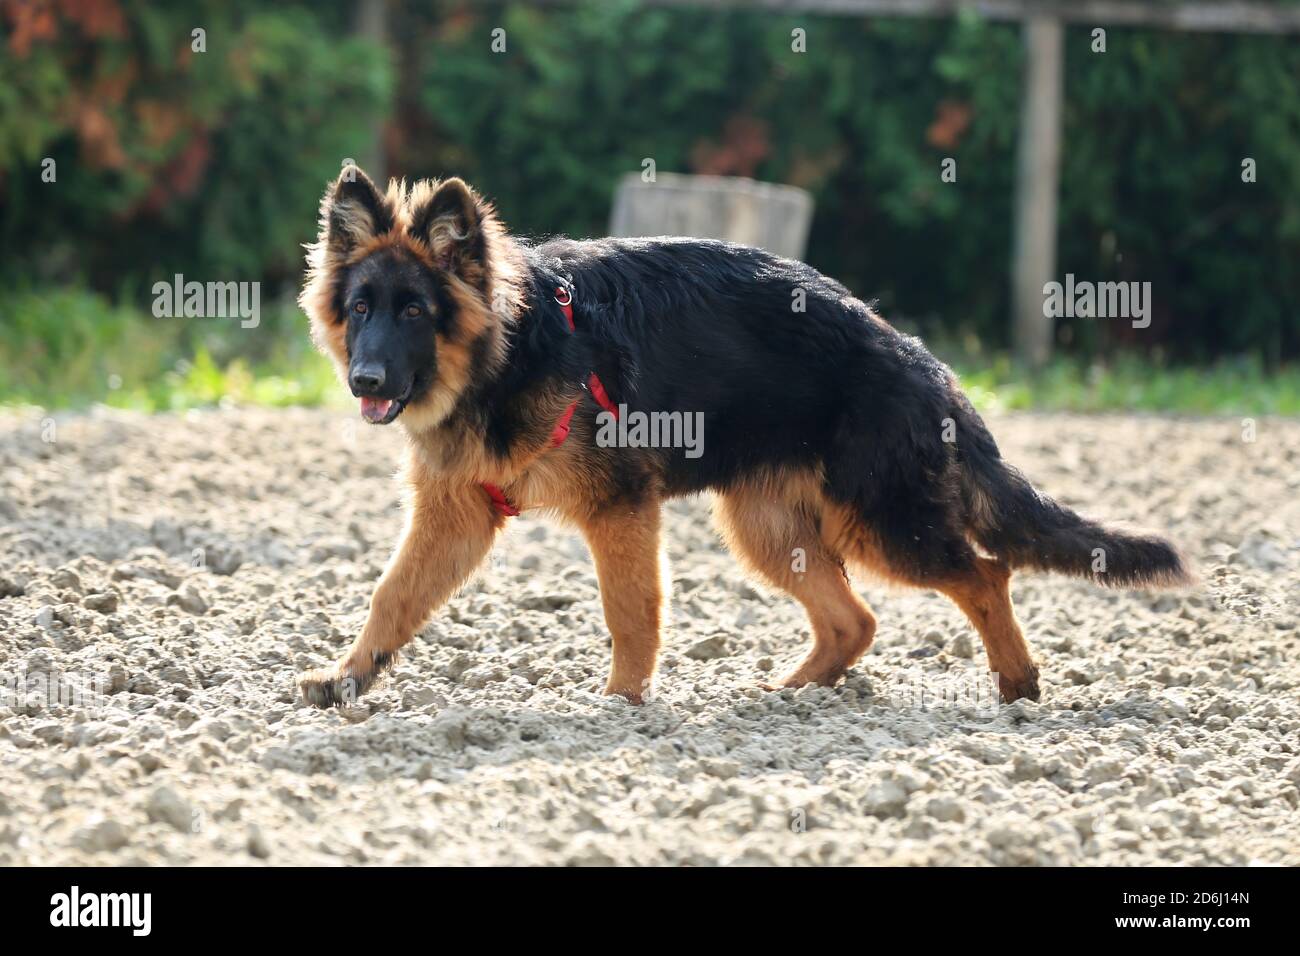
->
[207,545,244,576]
[1238,534,1288,572]
[247,824,271,859]
[862,779,908,818]
[34,606,56,629]
[83,592,118,613]
[402,686,445,710]
[158,663,192,687]
[146,786,193,832]
[700,758,741,780]
[137,752,164,773]
[170,582,209,615]
[460,664,507,689]
[1284,758,1300,788]
[51,568,83,593]
[1011,754,1046,781]
[30,721,63,743]
[307,568,337,588]
[1085,759,1126,785]
[74,817,130,852]
[112,563,181,589]
[150,518,186,553]
[949,633,975,659]
[516,590,580,611]
[1064,667,1095,686]
[107,663,129,694]
[686,634,729,661]
[925,796,965,823]
[309,538,360,562]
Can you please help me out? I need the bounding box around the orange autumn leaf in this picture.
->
[926,99,973,151]
[691,115,771,178]
[3,0,58,57]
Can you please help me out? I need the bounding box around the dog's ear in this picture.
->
[318,165,393,256]
[409,177,487,277]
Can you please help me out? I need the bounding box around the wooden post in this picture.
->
[610,173,815,260]
[1010,14,1064,369]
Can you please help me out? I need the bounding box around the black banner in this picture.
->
[2,866,1289,940]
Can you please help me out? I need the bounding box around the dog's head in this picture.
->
[300,166,519,431]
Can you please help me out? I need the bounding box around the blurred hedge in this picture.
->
[2,0,1297,365]
[0,0,390,303]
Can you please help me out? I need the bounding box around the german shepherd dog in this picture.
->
[296,166,1190,708]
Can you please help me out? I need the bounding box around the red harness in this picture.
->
[481,287,618,517]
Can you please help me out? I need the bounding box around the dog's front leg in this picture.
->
[579,502,665,703]
[298,474,499,707]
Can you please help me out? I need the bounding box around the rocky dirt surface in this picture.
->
[0,406,1297,865]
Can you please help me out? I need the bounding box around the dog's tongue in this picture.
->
[360,397,393,423]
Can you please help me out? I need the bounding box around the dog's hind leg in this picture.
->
[298,468,500,707]
[823,501,1040,703]
[578,502,666,703]
[714,481,876,689]
[933,558,1039,703]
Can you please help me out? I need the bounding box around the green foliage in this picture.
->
[2,0,1298,416]
[951,353,1300,416]
[0,287,340,412]
[4,286,1294,417]
[0,0,391,297]
[1059,28,1300,363]
[0,287,176,405]
[404,1,1299,361]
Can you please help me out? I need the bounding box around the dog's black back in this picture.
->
[516,235,1186,587]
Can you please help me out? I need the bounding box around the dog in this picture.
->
[295,165,1191,708]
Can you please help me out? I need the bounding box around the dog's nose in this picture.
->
[350,364,386,394]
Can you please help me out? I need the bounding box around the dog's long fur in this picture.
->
[296,167,1191,708]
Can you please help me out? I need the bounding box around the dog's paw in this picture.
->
[297,668,363,709]
[998,667,1041,704]
[603,683,646,705]
[298,650,396,709]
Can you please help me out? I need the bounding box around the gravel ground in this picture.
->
[0,406,1297,866]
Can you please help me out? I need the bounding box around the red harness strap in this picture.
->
[481,287,617,517]
[481,481,520,517]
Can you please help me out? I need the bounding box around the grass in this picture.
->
[949,353,1300,416]
[100,347,344,413]
[0,286,346,414]
[2,286,1298,416]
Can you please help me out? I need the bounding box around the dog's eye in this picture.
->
[404,304,422,318]
[353,301,368,315]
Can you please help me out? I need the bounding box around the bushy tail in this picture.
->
[953,402,1193,588]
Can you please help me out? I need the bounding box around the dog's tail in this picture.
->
[952,399,1193,588]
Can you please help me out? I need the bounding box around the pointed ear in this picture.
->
[409,177,486,276]
[318,165,393,256]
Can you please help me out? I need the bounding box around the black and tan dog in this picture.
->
[296,166,1190,708]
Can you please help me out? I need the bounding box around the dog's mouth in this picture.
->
[359,385,412,425]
